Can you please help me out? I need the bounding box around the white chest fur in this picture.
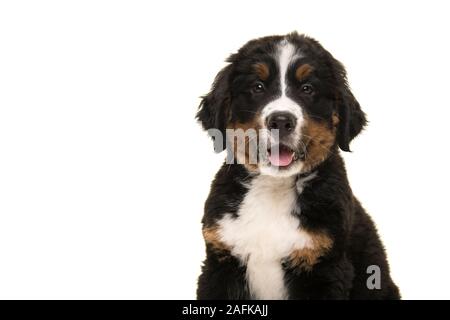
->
[217,175,314,300]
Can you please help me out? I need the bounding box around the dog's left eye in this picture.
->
[252,82,265,94]
[301,83,314,95]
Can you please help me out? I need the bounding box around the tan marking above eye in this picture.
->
[253,62,270,81]
[295,64,313,81]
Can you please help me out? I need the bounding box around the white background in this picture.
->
[1,0,449,299]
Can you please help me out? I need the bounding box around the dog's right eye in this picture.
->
[252,82,265,94]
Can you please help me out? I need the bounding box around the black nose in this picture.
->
[266,112,297,138]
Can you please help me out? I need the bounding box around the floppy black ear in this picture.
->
[336,85,367,152]
[196,65,232,152]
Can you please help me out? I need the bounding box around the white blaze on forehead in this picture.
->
[258,39,306,177]
[278,39,298,95]
[260,39,303,125]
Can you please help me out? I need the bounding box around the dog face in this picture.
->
[197,32,366,177]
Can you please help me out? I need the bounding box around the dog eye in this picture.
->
[252,82,265,94]
[301,84,314,95]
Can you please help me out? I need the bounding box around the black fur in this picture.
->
[197,65,233,152]
[196,32,399,300]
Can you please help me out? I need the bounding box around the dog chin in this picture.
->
[258,161,304,178]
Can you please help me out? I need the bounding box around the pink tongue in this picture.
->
[268,149,294,167]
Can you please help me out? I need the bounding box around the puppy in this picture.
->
[196,32,400,300]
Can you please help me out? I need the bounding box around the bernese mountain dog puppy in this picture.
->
[196,32,400,300]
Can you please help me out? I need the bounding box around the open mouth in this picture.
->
[267,144,302,168]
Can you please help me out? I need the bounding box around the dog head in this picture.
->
[197,32,366,177]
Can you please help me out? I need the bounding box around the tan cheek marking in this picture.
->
[295,64,313,81]
[301,115,337,172]
[287,231,333,271]
[226,115,263,171]
[253,62,270,81]
[202,225,229,253]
